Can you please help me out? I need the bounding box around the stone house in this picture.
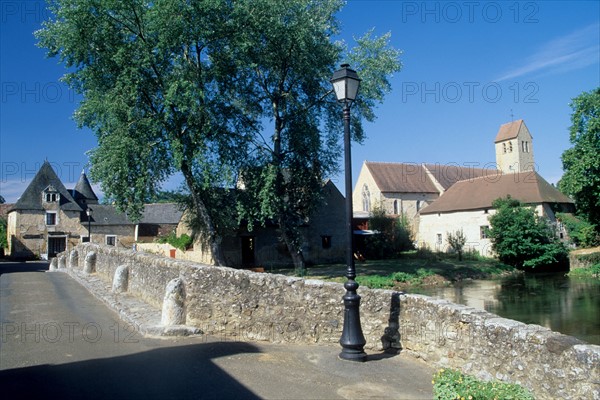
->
[353,161,492,234]
[417,120,574,255]
[176,180,348,268]
[352,120,574,256]
[6,161,183,259]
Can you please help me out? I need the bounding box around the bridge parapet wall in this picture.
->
[66,243,599,400]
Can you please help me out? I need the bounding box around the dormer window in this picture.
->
[43,185,60,203]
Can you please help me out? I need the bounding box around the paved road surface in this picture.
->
[0,261,434,399]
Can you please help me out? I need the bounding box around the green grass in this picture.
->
[277,251,516,290]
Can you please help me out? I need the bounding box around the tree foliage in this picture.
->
[556,212,599,248]
[0,217,7,250]
[446,229,467,260]
[488,197,568,270]
[364,206,413,260]
[559,87,600,232]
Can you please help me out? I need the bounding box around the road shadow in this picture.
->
[0,261,49,276]
[0,341,262,399]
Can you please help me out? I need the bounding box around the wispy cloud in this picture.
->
[496,23,600,81]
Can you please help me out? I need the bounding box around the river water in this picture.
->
[412,273,600,345]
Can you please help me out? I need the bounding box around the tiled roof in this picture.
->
[10,161,83,212]
[141,203,184,224]
[495,119,527,143]
[420,171,573,214]
[365,162,439,193]
[423,164,494,190]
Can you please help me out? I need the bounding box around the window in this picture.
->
[480,226,489,239]
[321,236,332,249]
[45,212,57,226]
[416,200,422,212]
[436,233,442,245]
[502,143,506,154]
[525,141,529,153]
[106,235,117,246]
[362,184,371,212]
[509,142,513,152]
[393,200,399,215]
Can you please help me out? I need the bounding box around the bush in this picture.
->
[157,232,192,251]
[446,229,467,260]
[364,207,413,259]
[488,197,569,270]
[0,218,7,250]
[556,212,599,247]
[432,368,534,400]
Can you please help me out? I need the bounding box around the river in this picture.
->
[412,273,600,345]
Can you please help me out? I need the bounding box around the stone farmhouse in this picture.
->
[6,161,183,260]
[6,161,347,268]
[353,120,574,256]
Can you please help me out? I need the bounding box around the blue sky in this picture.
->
[1,0,599,203]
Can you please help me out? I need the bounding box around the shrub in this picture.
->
[157,232,192,251]
[0,218,7,250]
[488,197,569,270]
[364,207,414,259]
[432,368,534,400]
[556,212,599,247]
[446,229,467,260]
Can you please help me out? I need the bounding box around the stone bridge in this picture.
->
[56,243,599,400]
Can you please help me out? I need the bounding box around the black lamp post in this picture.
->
[331,64,367,362]
[86,208,92,243]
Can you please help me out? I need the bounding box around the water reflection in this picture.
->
[413,273,600,345]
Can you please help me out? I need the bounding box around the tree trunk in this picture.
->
[278,216,306,275]
[181,162,226,266]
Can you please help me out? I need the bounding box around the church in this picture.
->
[353,120,575,256]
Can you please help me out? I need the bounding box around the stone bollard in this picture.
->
[112,265,129,293]
[49,258,58,271]
[161,278,186,326]
[58,255,67,269]
[84,251,97,274]
[69,250,79,268]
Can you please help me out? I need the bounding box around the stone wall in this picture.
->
[64,243,599,400]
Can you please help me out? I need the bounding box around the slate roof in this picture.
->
[140,203,184,224]
[420,171,573,215]
[494,119,529,143]
[10,161,83,212]
[73,171,98,204]
[84,204,133,226]
[423,164,495,190]
[365,162,439,193]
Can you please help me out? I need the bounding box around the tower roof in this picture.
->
[10,161,83,212]
[73,170,98,204]
[494,119,531,143]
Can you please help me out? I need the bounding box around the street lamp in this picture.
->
[86,208,92,243]
[331,64,367,362]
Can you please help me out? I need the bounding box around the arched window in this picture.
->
[393,200,399,215]
[362,184,371,212]
[502,143,506,154]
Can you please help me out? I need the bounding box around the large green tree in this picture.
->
[37,0,259,265]
[488,197,568,270]
[559,87,600,232]
[231,0,401,272]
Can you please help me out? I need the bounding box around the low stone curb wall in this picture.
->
[59,244,599,400]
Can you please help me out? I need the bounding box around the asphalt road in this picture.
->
[0,261,434,399]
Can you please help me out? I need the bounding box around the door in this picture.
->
[48,236,66,258]
[241,236,255,267]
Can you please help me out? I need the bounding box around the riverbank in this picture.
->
[279,251,519,290]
